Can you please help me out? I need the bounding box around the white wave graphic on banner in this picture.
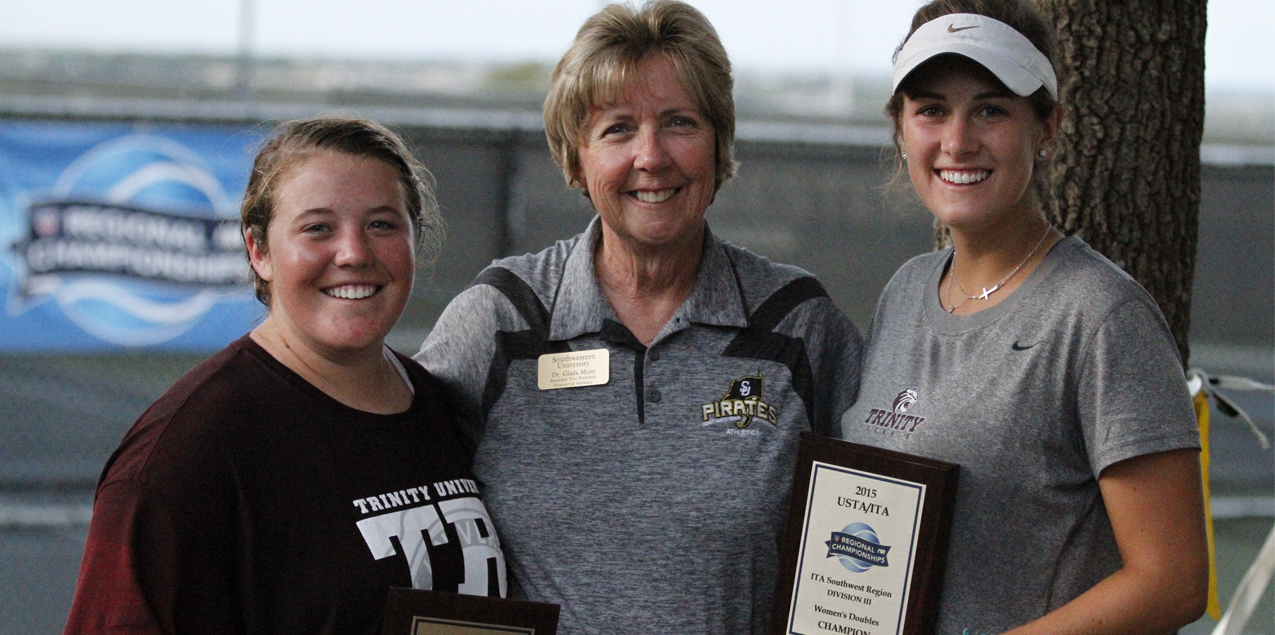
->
[52,135,233,211]
[46,277,223,346]
[105,161,229,207]
[14,134,248,347]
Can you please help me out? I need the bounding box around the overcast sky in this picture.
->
[3,0,1271,92]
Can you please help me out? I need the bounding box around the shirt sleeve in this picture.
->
[64,481,166,635]
[1077,296,1200,476]
[415,283,528,445]
[64,476,241,634]
[805,298,864,438]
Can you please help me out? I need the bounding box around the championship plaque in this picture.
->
[381,588,559,635]
[772,434,958,635]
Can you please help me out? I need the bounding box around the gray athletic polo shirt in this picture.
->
[417,217,862,635]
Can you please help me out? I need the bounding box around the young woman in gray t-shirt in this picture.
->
[840,1,1208,633]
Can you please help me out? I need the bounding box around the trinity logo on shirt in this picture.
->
[859,388,927,438]
[700,373,778,432]
[350,479,506,598]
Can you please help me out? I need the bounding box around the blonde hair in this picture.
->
[543,0,737,195]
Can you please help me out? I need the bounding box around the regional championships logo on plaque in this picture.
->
[827,522,892,573]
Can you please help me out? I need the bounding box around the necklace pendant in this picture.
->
[977,284,999,300]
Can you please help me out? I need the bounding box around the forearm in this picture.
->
[1006,448,1208,635]
[1003,562,1206,635]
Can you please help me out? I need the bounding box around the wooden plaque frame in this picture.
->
[382,588,559,635]
[772,433,959,635]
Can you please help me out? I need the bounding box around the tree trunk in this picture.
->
[1033,0,1208,365]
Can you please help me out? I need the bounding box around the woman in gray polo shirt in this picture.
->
[840,1,1208,633]
[415,2,862,634]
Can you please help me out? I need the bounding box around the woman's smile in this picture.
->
[900,57,1058,234]
[577,53,717,250]
[938,169,990,185]
[247,150,415,360]
[323,284,381,300]
[631,187,679,203]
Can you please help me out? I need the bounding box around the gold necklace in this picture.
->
[267,321,407,413]
[944,270,974,314]
[270,321,341,395]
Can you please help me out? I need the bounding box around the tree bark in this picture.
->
[1032,0,1208,365]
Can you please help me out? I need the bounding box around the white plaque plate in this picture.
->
[772,436,958,635]
[786,462,925,635]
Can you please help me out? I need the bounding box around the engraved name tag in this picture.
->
[537,349,610,390]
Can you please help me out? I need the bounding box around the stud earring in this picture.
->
[901,152,908,161]
[1038,149,1048,158]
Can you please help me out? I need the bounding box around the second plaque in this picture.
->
[772,434,958,635]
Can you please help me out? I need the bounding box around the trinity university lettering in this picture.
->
[350,478,480,513]
[861,388,927,436]
[351,478,505,596]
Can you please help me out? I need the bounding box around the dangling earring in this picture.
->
[901,152,908,161]
[1038,149,1048,158]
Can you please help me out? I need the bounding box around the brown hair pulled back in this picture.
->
[240,116,442,306]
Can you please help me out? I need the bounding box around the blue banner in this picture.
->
[0,120,266,351]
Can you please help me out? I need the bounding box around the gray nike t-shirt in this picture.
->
[840,236,1198,634]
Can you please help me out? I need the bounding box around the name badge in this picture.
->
[537,349,610,390]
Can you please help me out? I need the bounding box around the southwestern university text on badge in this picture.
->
[537,349,609,390]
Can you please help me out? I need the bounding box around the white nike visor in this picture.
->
[892,13,1058,100]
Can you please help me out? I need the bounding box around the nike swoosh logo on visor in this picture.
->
[948,25,978,32]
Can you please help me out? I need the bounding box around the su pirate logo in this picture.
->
[859,388,927,438]
[700,373,778,431]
